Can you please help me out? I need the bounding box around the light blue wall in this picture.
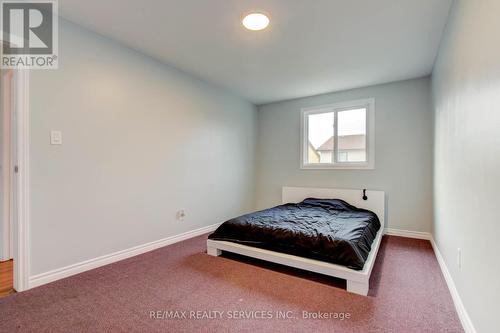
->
[432,0,500,331]
[256,77,434,232]
[29,20,257,276]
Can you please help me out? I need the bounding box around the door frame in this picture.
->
[12,67,30,292]
[1,39,30,291]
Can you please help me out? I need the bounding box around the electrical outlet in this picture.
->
[176,210,186,222]
[457,248,462,271]
[50,130,63,145]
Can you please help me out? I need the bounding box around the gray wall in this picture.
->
[256,77,434,232]
[29,21,257,276]
[432,0,500,331]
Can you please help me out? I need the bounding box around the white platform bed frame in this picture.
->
[206,186,385,296]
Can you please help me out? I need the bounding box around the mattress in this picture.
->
[208,198,381,270]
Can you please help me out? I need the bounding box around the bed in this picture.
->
[206,187,385,296]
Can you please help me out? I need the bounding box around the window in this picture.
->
[301,98,375,169]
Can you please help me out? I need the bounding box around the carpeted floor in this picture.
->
[0,235,463,333]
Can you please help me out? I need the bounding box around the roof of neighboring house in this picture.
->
[317,134,366,151]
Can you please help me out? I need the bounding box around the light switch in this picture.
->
[50,130,62,145]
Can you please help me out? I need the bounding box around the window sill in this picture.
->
[300,163,374,170]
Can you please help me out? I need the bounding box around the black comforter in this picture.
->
[208,198,381,270]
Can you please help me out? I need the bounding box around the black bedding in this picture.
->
[208,198,381,270]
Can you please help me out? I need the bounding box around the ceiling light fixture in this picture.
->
[242,12,270,31]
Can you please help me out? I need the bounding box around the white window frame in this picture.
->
[300,98,375,170]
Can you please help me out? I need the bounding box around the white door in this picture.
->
[9,70,17,260]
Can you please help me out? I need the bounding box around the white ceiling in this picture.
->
[59,0,452,105]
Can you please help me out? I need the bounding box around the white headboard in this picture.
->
[282,186,385,228]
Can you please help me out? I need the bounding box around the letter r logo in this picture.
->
[2,1,53,54]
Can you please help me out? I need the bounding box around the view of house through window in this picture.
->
[302,99,373,168]
[337,108,367,162]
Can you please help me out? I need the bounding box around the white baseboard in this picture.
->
[28,223,220,289]
[384,228,475,332]
[430,237,476,333]
[384,228,432,240]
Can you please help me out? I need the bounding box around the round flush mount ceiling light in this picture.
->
[242,12,270,31]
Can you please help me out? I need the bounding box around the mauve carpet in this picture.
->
[0,235,463,333]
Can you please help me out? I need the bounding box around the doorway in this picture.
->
[0,41,29,295]
[0,65,15,297]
